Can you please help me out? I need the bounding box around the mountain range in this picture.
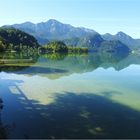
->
[2,19,140,50]
[102,32,140,49]
[3,19,97,45]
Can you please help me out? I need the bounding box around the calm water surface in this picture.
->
[0,52,140,138]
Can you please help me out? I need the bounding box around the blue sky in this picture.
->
[0,0,140,38]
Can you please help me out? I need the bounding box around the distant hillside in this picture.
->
[0,27,39,51]
[63,34,130,53]
[99,40,130,53]
[63,34,103,47]
[77,34,104,48]
[4,19,97,45]
[102,32,140,49]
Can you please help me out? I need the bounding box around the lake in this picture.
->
[0,52,140,139]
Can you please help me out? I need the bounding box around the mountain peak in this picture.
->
[104,33,112,36]
[48,19,59,22]
[116,31,133,40]
[102,31,138,48]
[116,31,128,37]
[46,19,62,25]
[19,21,35,26]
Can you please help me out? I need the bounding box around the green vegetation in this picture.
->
[43,41,68,53]
[41,41,88,54]
[0,37,7,51]
[0,27,39,52]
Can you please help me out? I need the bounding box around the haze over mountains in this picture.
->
[2,19,140,50]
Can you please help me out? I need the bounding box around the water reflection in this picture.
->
[0,52,140,79]
[1,81,140,138]
[0,98,7,138]
[0,52,140,138]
